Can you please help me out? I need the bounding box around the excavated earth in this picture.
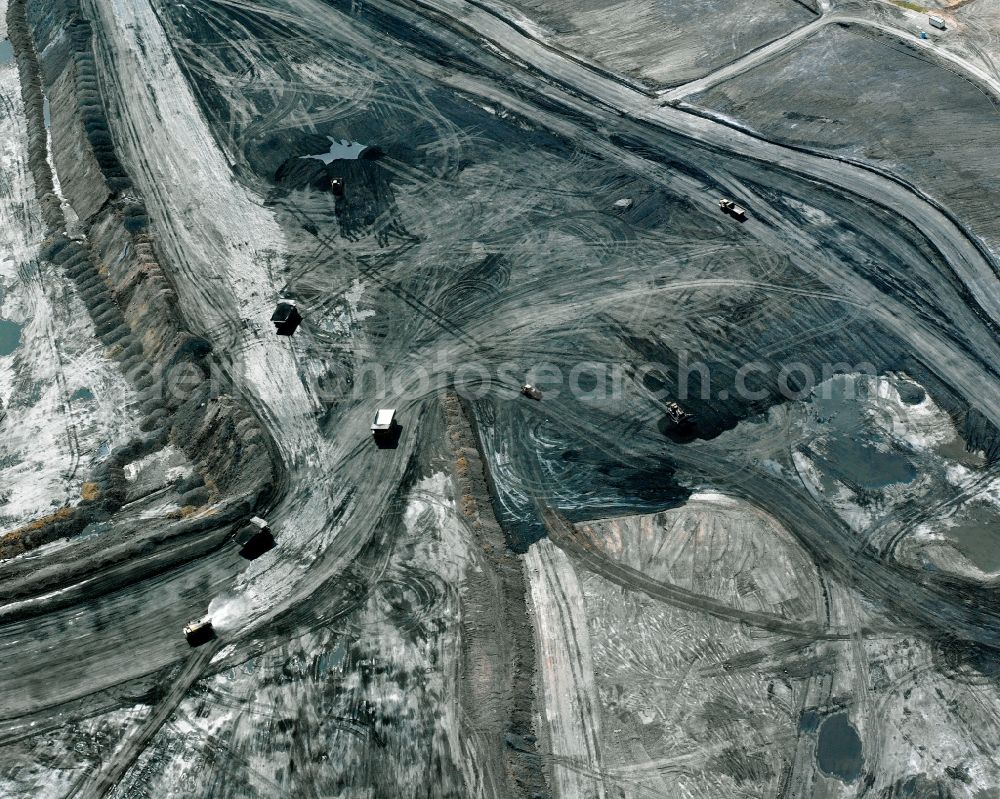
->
[0,0,999,796]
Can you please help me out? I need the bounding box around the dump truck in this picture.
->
[928,15,946,30]
[271,300,301,336]
[234,516,275,558]
[184,618,215,647]
[520,384,542,401]
[372,408,399,444]
[719,198,748,222]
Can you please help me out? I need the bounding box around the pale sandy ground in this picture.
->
[84,0,413,624]
[6,0,1000,794]
[0,0,137,534]
[525,540,607,799]
[528,490,1000,796]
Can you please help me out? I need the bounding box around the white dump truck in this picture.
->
[234,516,270,544]
[372,408,399,445]
[234,516,275,558]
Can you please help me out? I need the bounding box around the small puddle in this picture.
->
[317,642,346,676]
[809,374,866,431]
[935,434,985,468]
[807,375,916,489]
[71,387,94,402]
[0,40,13,66]
[799,708,821,733]
[301,136,370,164]
[819,438,916,489]
[945,503,1000,573]
[816,712,863,782]
[0,319,23,356]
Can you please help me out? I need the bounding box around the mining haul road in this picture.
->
[4,0,1000,794]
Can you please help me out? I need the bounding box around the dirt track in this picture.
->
[2,0,1000,794]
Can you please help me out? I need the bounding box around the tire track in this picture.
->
[68,640,220,799]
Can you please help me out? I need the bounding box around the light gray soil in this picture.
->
[691,22,1000,257]
[6,0,1000,794]
[504,0,818,88]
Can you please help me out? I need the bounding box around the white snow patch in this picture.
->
[784,196,836,226]
[122,445,190,483]
[687,490,739,506]
[867,374,953,452]
[321,278,376,335]
[44,109,84,240]
[945,462,974,487]
[210,643,238,664]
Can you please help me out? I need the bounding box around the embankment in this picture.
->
[444,393,548,799]
[0,0,283,605]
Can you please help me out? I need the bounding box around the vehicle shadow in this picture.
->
[239,530,276,560]
[657,416,699,443]
[374,425,403,450]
